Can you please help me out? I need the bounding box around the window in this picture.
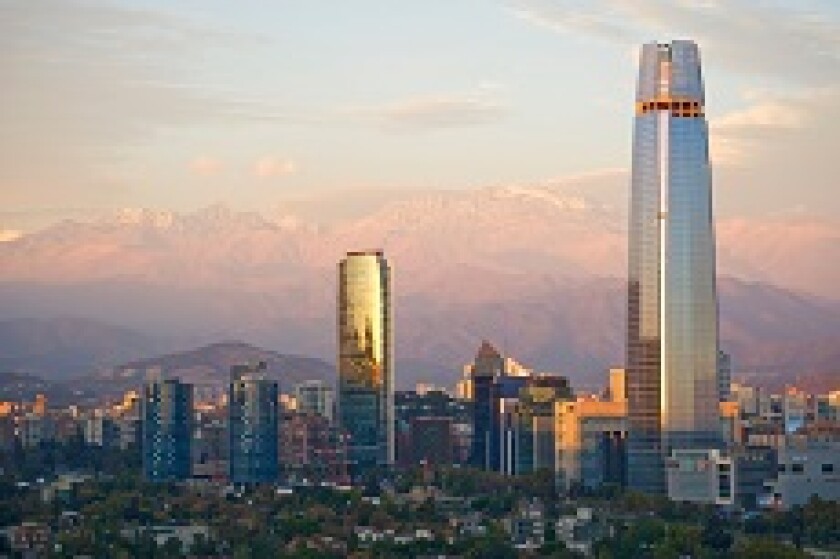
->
[792,463,804,474]
[822,463,834,473]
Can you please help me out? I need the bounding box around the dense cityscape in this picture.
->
[1,29,838,559]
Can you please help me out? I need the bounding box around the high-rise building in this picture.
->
[337,250,394,473]
[294,380,335,422]
[627,40,720,494]
[717,350,732,402]
[467,340,572,474]
[142,376,193,481]
[229,361,279,483]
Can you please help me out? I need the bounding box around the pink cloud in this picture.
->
[188,156,224,177]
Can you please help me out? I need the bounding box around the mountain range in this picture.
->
[1,185,838,391]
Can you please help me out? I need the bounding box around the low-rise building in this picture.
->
[666,448,734,506]
[764,437,840,509]
[555,398,627,490]
[505,500,545,550]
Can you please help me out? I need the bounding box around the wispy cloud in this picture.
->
[189,156,225,177]
[351,89,507,131]
[0,0,264,207]
[510,0,840,85]
[710,87,838,165]
[0,230,23,243]
[509,1,634,42]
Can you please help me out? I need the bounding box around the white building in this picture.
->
[764,439,840,509]
[666,448,734,506]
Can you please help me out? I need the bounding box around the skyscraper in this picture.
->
[627,40,720,494]
[337,250,394,473]
[229,361,279,483]
[142,375,193,481]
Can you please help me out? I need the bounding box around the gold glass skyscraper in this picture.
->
[627,40,720,494]
[337,250,394,472]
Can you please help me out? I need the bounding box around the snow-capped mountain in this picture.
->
[0,185,838,388]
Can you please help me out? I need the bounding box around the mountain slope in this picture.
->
[0,187,838,390]
[0,317,164,379]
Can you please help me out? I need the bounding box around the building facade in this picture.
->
[294,380,335,422]
[627,40,720,494]
[555,399,628,490]
[765,437,840,509]
[666,448,734,506]
[337,250,394,473]
[395,389,472,466]
[229,362,279,483]
[280,411,348,483]
[142,376,193,481]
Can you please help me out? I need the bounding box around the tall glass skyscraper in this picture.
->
[627,40,720,494]
[142,375,193,481]
[337,250,394,473]
[229,361,279,483]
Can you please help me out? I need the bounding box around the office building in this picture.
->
[395,388,472,466]
[280,411,348,483]
[83,412,118,448]
[229,361,279,483]
[717,351,732,401]
[555,398,627,490]
[142,375,193,481]
[666,448,733,506]
[765,435,840,509]
[405,416,454,467]
[468,340,572,474]
[337,250,394,473]
[608,368,627,403]
[627,40,720,494]
[294,380,335,422]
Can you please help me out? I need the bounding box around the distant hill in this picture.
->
[79,341,335,396]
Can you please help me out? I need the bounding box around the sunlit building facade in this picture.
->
[627,40,720,494]
[337,250,394,472]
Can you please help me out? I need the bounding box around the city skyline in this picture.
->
[1,1,838,236]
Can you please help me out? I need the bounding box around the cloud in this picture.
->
[352,89,507,131]
[0,0,264,208]
[509,2,635,42]
[510,0,840,86]
[0,230,23,243]
[710,87,838,165]
[189,156,224,177]
[254,156,297,179]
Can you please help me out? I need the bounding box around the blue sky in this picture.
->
[1,0,838,230]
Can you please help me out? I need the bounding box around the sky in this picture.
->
[1,0,838,232]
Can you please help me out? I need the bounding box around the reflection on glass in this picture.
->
[627,40,721,494]
[338,250,394,471]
